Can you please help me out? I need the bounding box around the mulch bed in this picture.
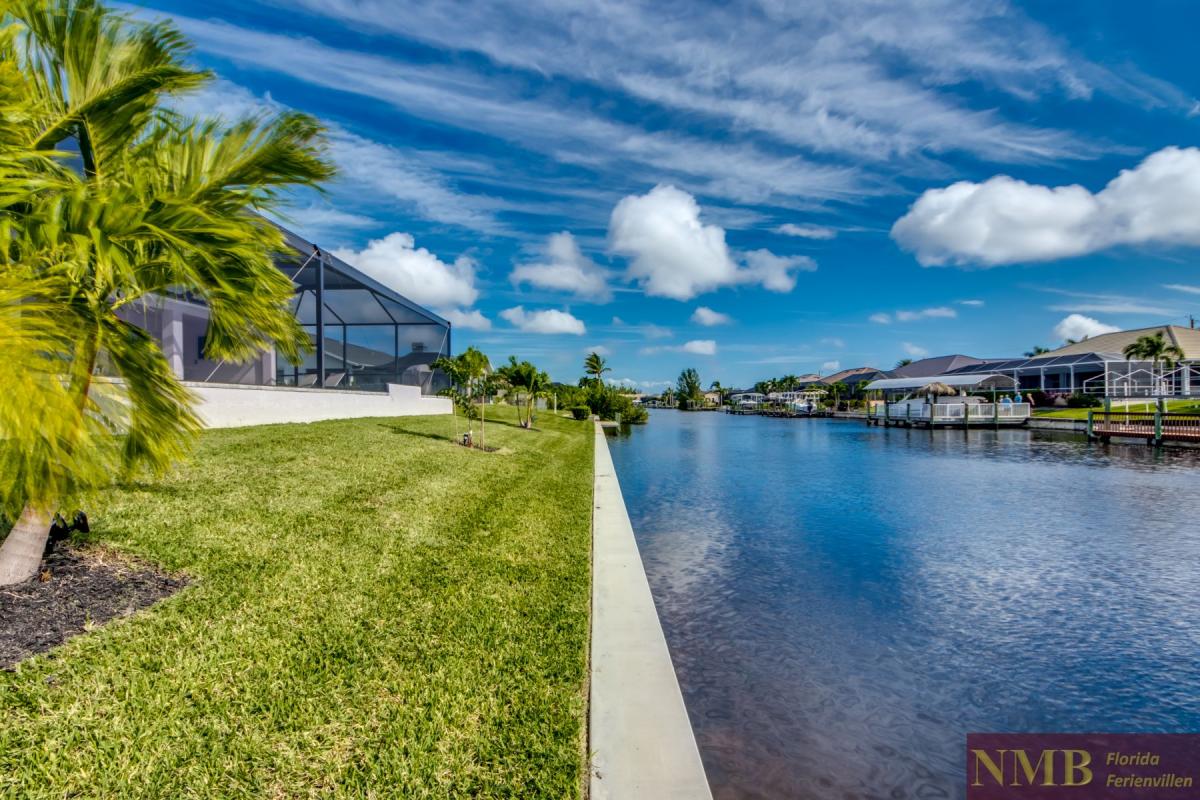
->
[0,544,187,669]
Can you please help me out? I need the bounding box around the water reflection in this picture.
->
[608,411,1200,800]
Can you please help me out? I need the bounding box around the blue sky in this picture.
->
[141,0,1200,388]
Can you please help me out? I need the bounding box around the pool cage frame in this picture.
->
[273,225,452,394]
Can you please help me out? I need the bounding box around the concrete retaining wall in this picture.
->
[186,382,451,429]
[590,423,712,799]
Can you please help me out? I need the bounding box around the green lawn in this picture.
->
[0,408,594,799]
[1033,399,1200,419]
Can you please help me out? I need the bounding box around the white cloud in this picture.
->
[511,232,612,301]
[895,306,957,321]
[609,185,814,300]
[1053,314,1120,341]
[821,360,841,372]
[640,339,718,356]
[871,306,956,323]
[440,308,492,330]
[682,339,718,355]
[741,249,817,293]
[777,223,837,240]
[1039,289,1178,316]
[499,306,587,335]
[902,342,929,357]
[611,316,626,326]
[692,307,733,326]
[276,204,376,241]
[1165,283,1200,295]
[585,344,611,356]
[959,299,985,306]
[333,232,478,308]
[171,79,504,234]
[893,147,1200,266]
[255,0,1185,170]
[638,323,673,340]
[821,337,846,348]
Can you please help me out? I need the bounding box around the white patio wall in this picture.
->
[188,382,451,429]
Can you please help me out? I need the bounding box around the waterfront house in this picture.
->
[112,221,453,425]
[943,325,1200,398]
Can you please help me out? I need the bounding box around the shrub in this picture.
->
[570,406,591,420]
[1066,392,1102,408]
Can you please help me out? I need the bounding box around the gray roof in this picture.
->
[890,354,986,378]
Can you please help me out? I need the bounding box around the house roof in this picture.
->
[866,373,1017,391]
[820,366,888,385]
[890,354,986,378]
[1031,325,1200,362]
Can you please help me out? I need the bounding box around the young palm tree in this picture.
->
[583,351,611,383]
[457,347,491,447]
[1123,332,1185,395]
[1024,345,1050,357]
[0,0,333,585]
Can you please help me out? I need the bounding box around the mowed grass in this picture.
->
[0,407,594,799]
[1033,399,1200,419]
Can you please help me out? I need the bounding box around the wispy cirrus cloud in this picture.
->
[257,0,1185,167]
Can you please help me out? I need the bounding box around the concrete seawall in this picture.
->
[590,423,712,799]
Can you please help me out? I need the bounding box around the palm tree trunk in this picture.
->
[0,328,99,586]
[0,506,52,586]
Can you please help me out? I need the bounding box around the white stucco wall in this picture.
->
[187,382,451,429]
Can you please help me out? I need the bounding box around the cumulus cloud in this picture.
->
[777,223,836,239]
[609,185,815,300]
[511,231,612,301]
[895,306,957,321]
[821,360,841,372]
[585,344,611,356]
[892,147,1200,266]
[902,342,929,357]
[439,308,492,330]
[692,306,733,326]
[333,232,478,308]
[741,249,816,292]
[1054,314,1120,342]
[499,306,587,335]
[869,313,893,324]
[682,339,718,355]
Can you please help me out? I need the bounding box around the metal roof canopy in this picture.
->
[865,374,1017,391]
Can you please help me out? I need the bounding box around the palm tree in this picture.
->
[457,347,491,447]
[432,354,469,439]
[1024,345,1050,357]
[1124,332,1185,396]
[584,351,611,384]
[895,358,913,368]
[0,0,333,585]
[827,381,849,410]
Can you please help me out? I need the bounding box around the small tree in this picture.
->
[676,368,702,410]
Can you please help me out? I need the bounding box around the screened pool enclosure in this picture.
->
[115,222,452,394]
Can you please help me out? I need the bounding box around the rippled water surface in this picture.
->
[606,411,1200,800]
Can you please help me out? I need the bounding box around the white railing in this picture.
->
[882,402,1030,422]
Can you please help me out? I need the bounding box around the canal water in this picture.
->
[606,410,1200,799]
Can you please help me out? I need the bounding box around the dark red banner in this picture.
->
[967,734,1200,799]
